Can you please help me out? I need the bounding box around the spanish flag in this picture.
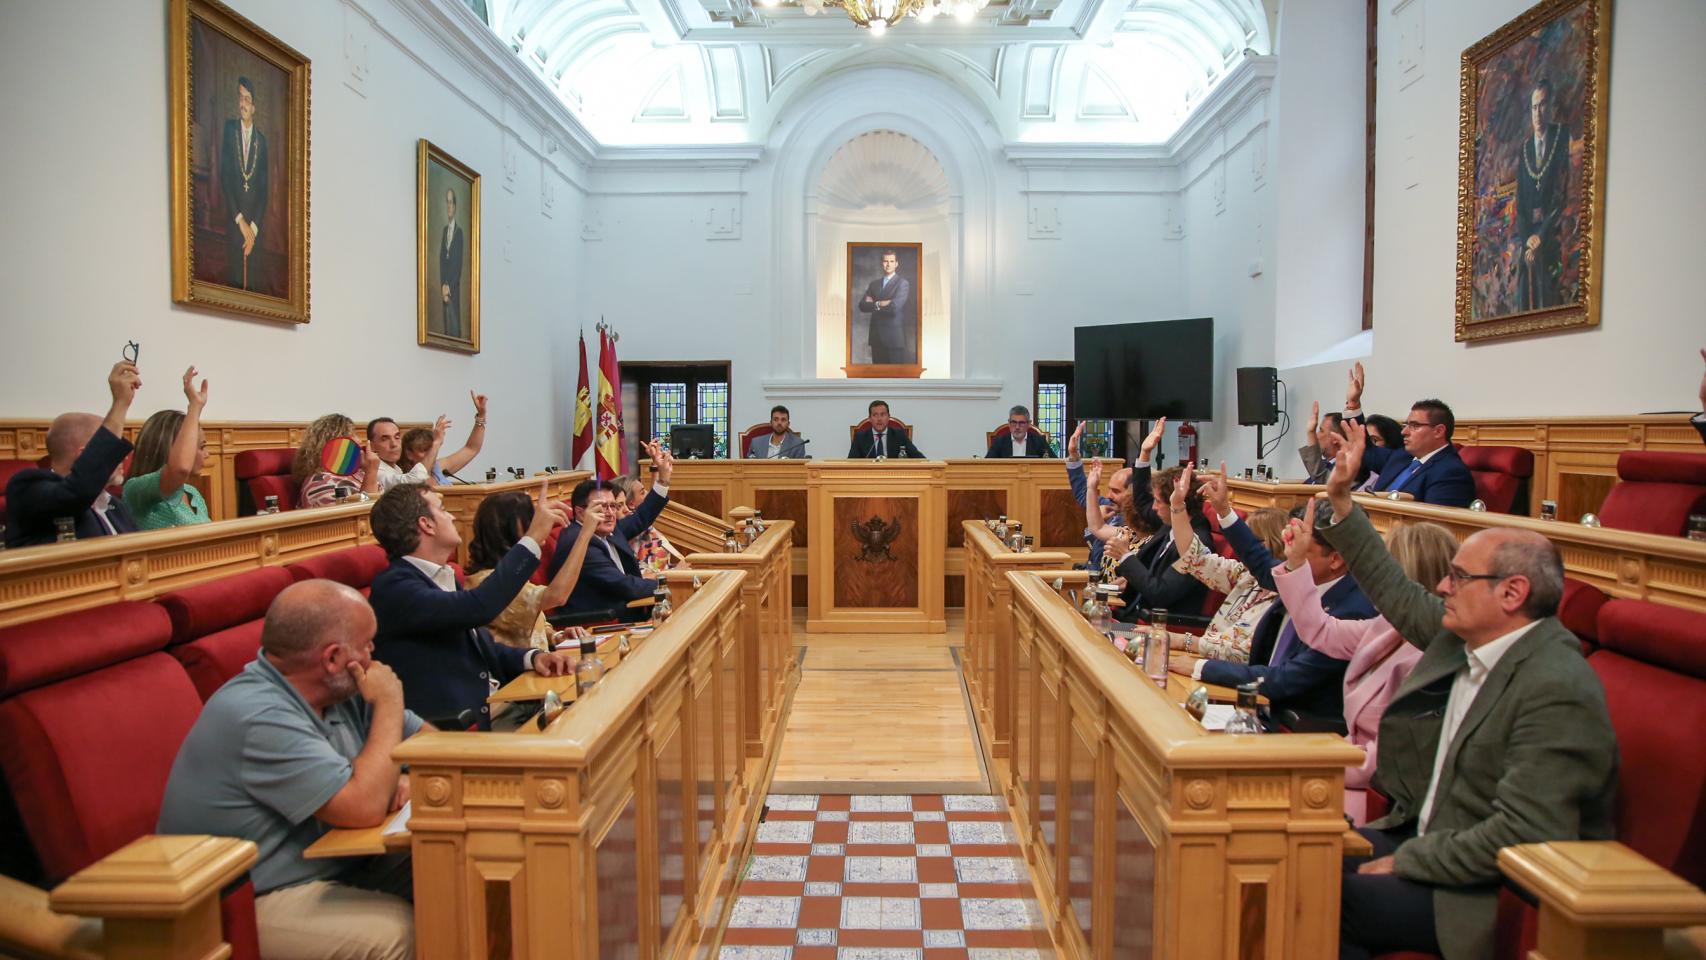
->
[572,332,594,472]
[595,326,622,480]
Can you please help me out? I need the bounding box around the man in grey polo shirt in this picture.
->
[159,579,430,960]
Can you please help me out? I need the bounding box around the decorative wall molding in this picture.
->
[1392,0,1426,91]
[759,378,1005,399]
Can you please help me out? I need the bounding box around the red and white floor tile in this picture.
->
[719,794,1053,960]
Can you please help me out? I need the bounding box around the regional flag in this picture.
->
[595,327,622,480]
[572,332,594,472]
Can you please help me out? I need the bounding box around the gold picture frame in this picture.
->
[169,0,311,323]
[416,140,481,354]
[1454,0,1611,343]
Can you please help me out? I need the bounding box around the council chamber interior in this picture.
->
[2,0,1704,959]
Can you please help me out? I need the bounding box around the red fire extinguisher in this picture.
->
[1177,421,1199,465]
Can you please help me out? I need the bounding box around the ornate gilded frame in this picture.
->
[1454,0,1611,342]
[169,0,311,323]
[416,140,482,354]
[844,241,925,379]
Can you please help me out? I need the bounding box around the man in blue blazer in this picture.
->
[1344,366,1476,507]
[5,362,142,547]
[1172,470,1375,722]
[549,442,675,623]
[367,481,575,727]
[984,405,1057,458]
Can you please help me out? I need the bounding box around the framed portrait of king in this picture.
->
[1455,0,1611,342]
[416,141,481,354]
[169,0,311,323]
[845,242,923,378]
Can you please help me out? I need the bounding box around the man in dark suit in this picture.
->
[857,249,911,365]
[1299,401,1345,484]
[219,76,269,292]
[367,481,574,728]
[1323,422,1617,960]
[985,405,1056,458]
[1344,368,1475,507]
[5,362,141,547]
[549,441,675,623]
[1090,457,1214,623]
[1176,475,1373,722]
[438,189,465,338]
[848,401,924,459]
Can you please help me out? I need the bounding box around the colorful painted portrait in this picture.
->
[417,140,481,353]
[170,0,310,323]
[845,242,923,378]
[1455,0,1611,342]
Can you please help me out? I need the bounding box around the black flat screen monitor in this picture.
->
[669,423,717,460]
[1073,318,1214,421]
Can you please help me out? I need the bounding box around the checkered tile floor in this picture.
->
[719,794,1053,960]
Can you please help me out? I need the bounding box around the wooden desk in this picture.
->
[806,460,947,633]
[302,821,411,859]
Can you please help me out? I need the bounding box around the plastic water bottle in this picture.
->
[1224,681,1265,734]
[1144,622,1169,688]
[261,495,280,515]
[574,635,605,696]
[723,528,741,553]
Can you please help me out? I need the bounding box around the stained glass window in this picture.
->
[1083,420,1116,459]
[696,382,731,458]
[649,383,686,446]
[1035,383,1067,446]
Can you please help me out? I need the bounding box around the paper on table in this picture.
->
[1199,705,1237,731]
[383,801,411,836]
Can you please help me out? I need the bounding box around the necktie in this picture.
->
[599,536,624,570]
[874,432,885,457]
[1382,458,1424,493]
[1269,617,1299,665]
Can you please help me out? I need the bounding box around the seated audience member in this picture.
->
[985,405,1057,458]
[1170,465,1373,722]
[609,474,679,571]
[1063,423,1124,571]
[4,361,141,546]
[158,579,425,960]
[1299,401,1345,484]
[1157,466,1287,663]
[746,405,808,458]
[296,413,380,507]
[398,427,440,483]
[1344,365,1475,506]
[123,367,212,530]
[367,481,574,726]
[1085,455,1212,623]
[549,442,675,622]
[1085,420,1210,586]
[1274,500,1456,824]
[466,492,605,648]
[1322,421,1617,960]
[848,400,924,459]
[366,418,435,491]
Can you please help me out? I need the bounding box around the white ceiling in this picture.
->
[483,0,1274,145]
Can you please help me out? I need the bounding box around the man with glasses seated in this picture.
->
[1320,421,1616,960]
[1344,366,1475,507]
[985,405,1056,458]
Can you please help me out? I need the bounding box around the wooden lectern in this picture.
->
[806,460,947,634]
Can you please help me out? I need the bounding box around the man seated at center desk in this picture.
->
[848,400,924,459]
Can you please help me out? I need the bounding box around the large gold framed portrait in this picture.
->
[1454,0,1611,343]
[845,241,924,379]
[417,140,481,354]
[169,0,311,323]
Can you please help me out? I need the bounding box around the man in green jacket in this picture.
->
[1321,421,1617,960]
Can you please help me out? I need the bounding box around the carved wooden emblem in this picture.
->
[850,515,902,563]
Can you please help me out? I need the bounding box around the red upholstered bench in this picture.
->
[157,566,297,700]
[0,602,259,959]
[1556,577,1609,652]
[1457,445,1533,515]
[1598,450,1706,536]
[285,543,389,594]
[233,448,298,516]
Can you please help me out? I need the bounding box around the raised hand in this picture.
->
[182,366,208,409]
[1170,464,1194,512]
[1307,400,1320,436]
[578,500,609,533]
[360,442,380,473]
[1325,419,1367,520]
[526,479,568,543]
[1067,422,1084,460]
[649,440,675,482]
[109,361,142,407]
[1282,499,1318,570]
[1085,458,1103,490]
[1345,361,1366,411]
[433,415,450,443]
[1196,461,1232,518]
[1140,417,1168,459]
[471,391,489,417]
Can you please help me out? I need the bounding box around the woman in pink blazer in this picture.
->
[1271,501,1459,824]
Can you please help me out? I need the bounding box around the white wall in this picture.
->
[0,0,583,470]
[1277,0,1706,431]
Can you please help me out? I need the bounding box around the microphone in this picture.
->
[441,470,477,485]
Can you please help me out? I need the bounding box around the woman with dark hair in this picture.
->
[466,491,606,648]
[123,367,212,530]
[1364,414,1403,451]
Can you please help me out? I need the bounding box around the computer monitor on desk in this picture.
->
[670,423,717,460]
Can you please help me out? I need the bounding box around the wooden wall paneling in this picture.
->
[806,461,946,633]
[832,496,921,608]
[1455,414,1699,517]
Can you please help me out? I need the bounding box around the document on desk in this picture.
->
[384,802,411,836]
[1198,705,1236,731]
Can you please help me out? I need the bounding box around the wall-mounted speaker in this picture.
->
[1236,367,1278,426]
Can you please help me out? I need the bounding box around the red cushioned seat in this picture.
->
[157,567,296,700]
[233,448,298,516]
[1556,578,1608,652]
[1597,451,1706,537]
[1457,445,1533,515]
[285,544,389,594]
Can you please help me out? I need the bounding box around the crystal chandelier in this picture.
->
[760,0,991,34]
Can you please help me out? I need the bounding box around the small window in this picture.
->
[695,383,731,459]
[649,383,687,445]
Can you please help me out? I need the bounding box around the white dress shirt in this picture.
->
[404,539,542,674]
[1415,620,1540,834]
[377,459,432,492]
[1010,434,1029,457]
[91,490,118,535]
[767,434,786,458]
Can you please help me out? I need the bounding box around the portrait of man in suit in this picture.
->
[418,141,480,352]
[846,242,921,373]
[438,189,465,338]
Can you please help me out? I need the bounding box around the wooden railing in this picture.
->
[395,569,776,959]
[1222,479,1706,614]
[653,499,730,556]
[1498,841,1706,960]
[1006,571,1364,959]
[961,521,1073,778]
